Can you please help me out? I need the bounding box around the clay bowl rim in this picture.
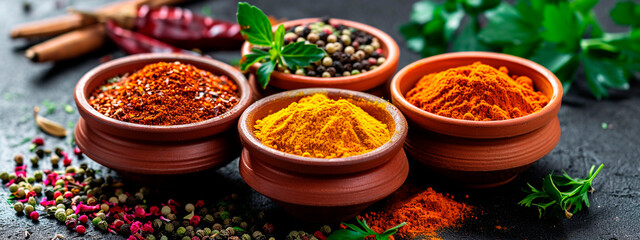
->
[390,51,562,132]
[74,53,252,133]
[238,88,407,167]
[240,17,400,86]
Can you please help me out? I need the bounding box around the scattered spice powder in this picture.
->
[254,94,391,158]
[405,62,549,121]
[364,185,472,239]
[89,61,239,125]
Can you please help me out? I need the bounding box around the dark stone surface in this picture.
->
[0,0,638,239]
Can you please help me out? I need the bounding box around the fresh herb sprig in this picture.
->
[237,2,325,88]
[400,0,639,99]
[327,216,406,240]
[519,164,604,219]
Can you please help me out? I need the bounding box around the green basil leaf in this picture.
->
[610,1,640,27]
[326,229,367,240]
[237,2,273,47]
[411,1,436,24]
[281,41,325,68]
[541,2,582,51]
[256,60,276,89]
[451,20,490,52]
[274,24,285,52]
[240,49,269,71]
[514,0,543,27]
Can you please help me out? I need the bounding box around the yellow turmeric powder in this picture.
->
[254,94,391,158]
[406,62,549,121]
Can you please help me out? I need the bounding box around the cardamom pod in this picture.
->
[34,106,66,137]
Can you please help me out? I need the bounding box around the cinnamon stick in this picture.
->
[25,25,106,62]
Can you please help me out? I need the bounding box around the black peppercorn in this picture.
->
[307,70,316,76]
[319,32,328,41]
[120,223,131,236]
[361,60,371,69]
[302,27,311,38]
[344,63,353,71]
[316,66,326,73]
[326,67,337,76]
[353,62,363,70]
[332,61,343,73]
[331,52,341,60]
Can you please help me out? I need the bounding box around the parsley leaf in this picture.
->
[326,216,406,240]
[520,164,604,219]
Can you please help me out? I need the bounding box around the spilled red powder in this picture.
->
[364,185,472,239]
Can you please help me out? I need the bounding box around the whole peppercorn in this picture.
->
[118,193,127,203]
[78,215,89,224]
[31,184,43,195]
[182,237,191,240]
[326,67,337,76]
[322,57,333,67]
[161,205,172,216]
[30,211,39,220]
[190,215,201,226]
[219,230,230,239]
[263,223,274,234]
[92,217,102,226]
[55,209,66,222]
[0,172,8,182]
[153,218,163,229]
[196,229,206,238]
[295,69,305,76]
[353,62,363,70]
[185,203,195,213]
[164,222,175,233]
[66,218,78,229]
[322,72,331,78]
[320,225,332,235]
[9,184,18,193]
[97,220,108,231]
[13,202,25,213]
[177,226,187,237]
[76,225,86,234]
[147,235,156,240]
[65,208,74,216]
[212,223,223,231]
[231,216,243,225]
[307,32,319,43]
[27,196,37,206]
[100,203,109,212]
[15,188,26,198]
[121,223,132,236]
[33,171,43,181]
[167,213,177,221]
[203,214,214,224]
[241,234,251,240]
[24,204,35,215]
[14,154,24,165]
[160,236,169,240]
[327,34,337,43]
[377,57,386,65]
[50,154,60,165]
[240,221,249,230]
[226,227,236,235]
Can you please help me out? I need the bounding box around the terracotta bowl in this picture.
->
[74,53,252,179]
[390,52,563,188]
[238,88,408,222]
[240,18,400,99]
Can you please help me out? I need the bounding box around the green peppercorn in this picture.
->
[24,204,36,216]
[160,236,169,240]
[377,57,386,65]
[219,230,230,239]
[55,209,66,222]
[146,235,156,240]
[33,171,43,181]
[185,203,195,213]
[181,237,190,240]
[46,207,58,216]
[161,205,172,216]
[165,222,175,232]
[320,225,331,235]
[14,154,24,165]
[30,156,39,166]
[204,228,212,235]
[96,212,106,220]
[9,184,18,193]
[118,194,127,203]
[92,217,102,226]
[27,196,37,206]
[351,69,361,75]
[0,172,9,182]
[27,177,35,184]
[8,173,16,181]
[15,188,26,198]
[55,196,64,204]
[14,202,25,213]
[65,208,74,216]
[203,214,214,224]
[212,223,223,231]
[97,220,108,231]
[177,226,186,236]
[153,218,163,229]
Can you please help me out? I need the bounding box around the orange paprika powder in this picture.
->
[405,62,549,121]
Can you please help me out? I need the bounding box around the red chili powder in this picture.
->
[364,185,473,239]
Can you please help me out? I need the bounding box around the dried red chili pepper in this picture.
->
[105,21,198,55]
[134,5,243,51]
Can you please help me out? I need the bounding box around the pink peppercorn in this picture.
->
[375,48,383,54]
[323,28,332,34]
[78,215,89,224]
[63,191,73,199]
[368,58,377,65]
[30,211,39,220]
[76,225,86,234]
[73,147,82,155]
[32,137,44,145]
[190,215,201,226]
[53,191,62,199]
[63,157,72,166]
